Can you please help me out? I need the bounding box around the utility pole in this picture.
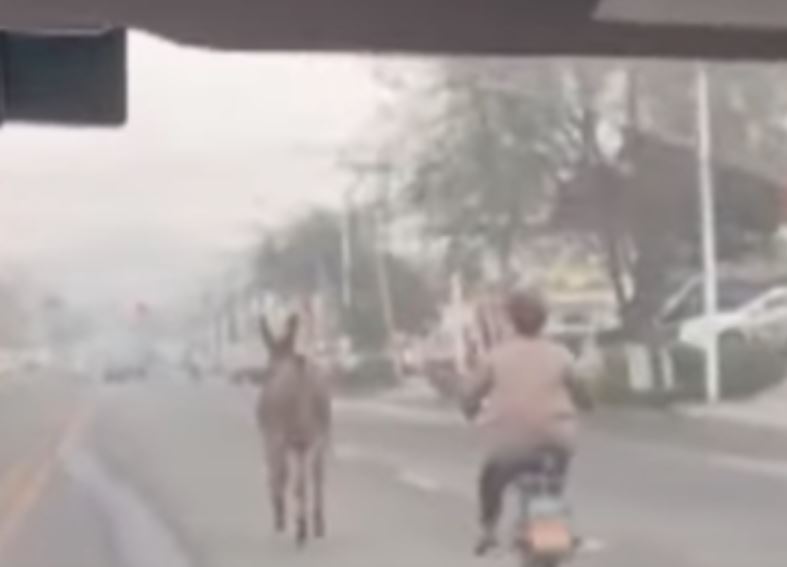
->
[344,156,401,379]
[341,184,362,309]
[449,273,467,375]
[696,63,720,404]
[374,203,398,362]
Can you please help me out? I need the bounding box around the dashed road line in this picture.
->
[706,453,787,480]
[343,399,787,486]
[335,399,461,426]
[397,470,443,493]
[336,443,448,493]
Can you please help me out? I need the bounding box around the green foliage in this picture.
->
[256,210,342,298]
[404,60,574,275]
[634,63,787,180]
[591,340,786,405]
[670,341,786,401]
[591,346,632,404]
[390,59,786,332]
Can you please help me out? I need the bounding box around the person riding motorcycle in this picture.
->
[461,290,593,555]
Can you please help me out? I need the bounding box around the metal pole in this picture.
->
[373,204,401,378]
[696,63,720,403]
[347,157,401,379]
[449,273,467,375]
[341,187,354,308]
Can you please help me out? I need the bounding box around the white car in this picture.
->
[658,278,787,349]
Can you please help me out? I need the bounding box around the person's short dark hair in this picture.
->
[505,290,547,337]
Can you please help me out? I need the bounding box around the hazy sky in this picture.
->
[0,33,388,314]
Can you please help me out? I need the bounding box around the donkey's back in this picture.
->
[258,356,331,450]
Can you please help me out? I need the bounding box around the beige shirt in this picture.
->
[466,336,579,456]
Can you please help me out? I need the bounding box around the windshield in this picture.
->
[663,278,777,323]
[1,36,786,567]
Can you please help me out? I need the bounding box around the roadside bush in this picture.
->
[590,339,786,406]
[670,341,786,401]
[591,346,631,404]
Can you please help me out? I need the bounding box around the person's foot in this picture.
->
[474,531,499,556]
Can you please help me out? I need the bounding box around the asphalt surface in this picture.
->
[1,373,786,567]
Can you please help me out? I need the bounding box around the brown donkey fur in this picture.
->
[256,313,332,546]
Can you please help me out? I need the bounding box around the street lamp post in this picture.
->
[696,63,720,403]
[344,157,402,380]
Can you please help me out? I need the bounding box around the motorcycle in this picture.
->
[513,455,577,567]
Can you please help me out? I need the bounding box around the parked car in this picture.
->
[657,276,787,349]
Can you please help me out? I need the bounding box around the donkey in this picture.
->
[256,313,332,546]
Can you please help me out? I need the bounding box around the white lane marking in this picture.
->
[341,399,787,481]
[337,442,610,556]
[397,470,442,493]
[334,444,363,460]
[706,453,787,480]
[334,443,398,467]
[578,536,608,554]
[336,443,448,493]
[342,398,787,481]
[605,437,787,481]
[681,404,787,430]
[335,399,461,426]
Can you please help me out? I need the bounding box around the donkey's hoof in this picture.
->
[295,519,308,547]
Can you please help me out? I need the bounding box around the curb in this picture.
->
[676,403,787,432]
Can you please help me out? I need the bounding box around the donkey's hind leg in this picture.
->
[293,451,309,546]
[312,448,326,538]
[266,442,287,533]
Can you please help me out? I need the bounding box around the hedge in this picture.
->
[591,340,786,405]
[670,341,786,401]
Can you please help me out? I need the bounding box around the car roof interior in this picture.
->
[4,0,787,58]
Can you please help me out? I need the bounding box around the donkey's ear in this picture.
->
[259,315,275,350]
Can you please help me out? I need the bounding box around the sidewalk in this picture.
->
[680,381,787,431]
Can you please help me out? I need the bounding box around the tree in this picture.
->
[632,62,787,181]
[557,63,786,331]
[256,210,341,300]
[556,131,784,331]
[380,58,787,333]
[254,207,437,351]
[403,59,576,279]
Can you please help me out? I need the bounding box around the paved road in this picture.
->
[1,375,786,567]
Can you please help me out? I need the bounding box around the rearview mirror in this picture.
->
[0,29,127,126]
